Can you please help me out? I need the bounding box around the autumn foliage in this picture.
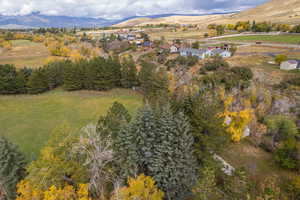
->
[115,174,164,200]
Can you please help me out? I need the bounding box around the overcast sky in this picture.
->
[0,0,269,19]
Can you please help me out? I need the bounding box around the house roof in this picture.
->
[160,44,171,49]
[287,60,298,64]
[211,48,227,54]
[180,48,208,55]
[283,60,300,69]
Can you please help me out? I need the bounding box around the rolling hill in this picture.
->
[115,0,300,27]
[225,0,300,24]
[114,14,230,27]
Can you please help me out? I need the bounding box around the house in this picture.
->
[211,48,232,58]
[170,45,180,53]
[180,48,211,59]
[280,60,300,70]
[143,41,153,48]
[127,34,136,41]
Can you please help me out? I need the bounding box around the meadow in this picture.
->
[0,88,143,159]
[220,35,300,44]
[0,40,49,68]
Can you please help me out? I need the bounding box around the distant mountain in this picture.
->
[0,12,237,29]
[0,12,114,28]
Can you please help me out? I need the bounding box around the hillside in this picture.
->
[115,0,300,27]
[114,14,228,27]
[225,0,300,24]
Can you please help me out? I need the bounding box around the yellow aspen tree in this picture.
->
[219,96,252,142]
[116,174,164,200]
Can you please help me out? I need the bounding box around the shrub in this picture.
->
[231,67,253,81]
[117,174,164,200]
[275,54,287,65]
[202,57,229,72]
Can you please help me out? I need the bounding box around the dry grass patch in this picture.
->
[0,40,49,68]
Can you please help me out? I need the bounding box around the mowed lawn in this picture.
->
[0,88,142,159]
[221,35,300,44]
[0,40,49,68]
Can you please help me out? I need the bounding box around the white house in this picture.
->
[170,45,179,53]
[211,48,232,58]
[280,60,300,70]
[180,48,211,59]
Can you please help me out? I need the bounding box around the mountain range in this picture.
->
[1,0,299,29]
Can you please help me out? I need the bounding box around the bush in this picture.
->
[275,54,287,65]
[201,57,229,72]
[231,67,253,81]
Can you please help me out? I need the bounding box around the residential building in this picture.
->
[170,45,179,53]
[180,48,211,59]
[280,60,300,70]
[211,48,232,58]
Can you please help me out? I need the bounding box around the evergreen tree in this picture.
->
[121,56,138,88]
[181,88,230,162]
[0,137,27,200]
[0,64,18,94]
[96,101,131,139]
[27,68,49,94]
[139,61,169,105]
[15,71,27,94]
[115,106,197,200]
[63,60,85,91]
[44,61,66,90]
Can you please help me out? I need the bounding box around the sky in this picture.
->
[0,0,269,19]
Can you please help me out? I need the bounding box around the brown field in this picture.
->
[148,29,205,40]
[0,40,49,68]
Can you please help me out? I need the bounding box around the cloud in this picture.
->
[0,0,269,19]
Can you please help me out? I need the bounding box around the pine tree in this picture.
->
[27,68,49,94]
[97,101,131,139]
[139,62,169,105]
[121,56,138,88]
[0,64,18,94]
[0,137,27,200]
[63,61,85,91]
[115,106,197,200]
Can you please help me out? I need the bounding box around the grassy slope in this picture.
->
[0,88,142,159]
[221,140,294,181]
[0,40,49,68]
[221,35,300,44]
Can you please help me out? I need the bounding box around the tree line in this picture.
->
[208,21,300,35]
[0,56,139,95]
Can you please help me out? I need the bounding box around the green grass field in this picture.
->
[221,35,300,44]
[0,88,142,159]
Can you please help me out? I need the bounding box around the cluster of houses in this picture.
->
[179,47,232,59]
[159,44,232,59]
[280,60,300,70]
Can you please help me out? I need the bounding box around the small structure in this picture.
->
[160,44,171,51]
[280,60,300,70]
[170,45,180,53]
[143,41,153,48]
[127,34,136,41]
